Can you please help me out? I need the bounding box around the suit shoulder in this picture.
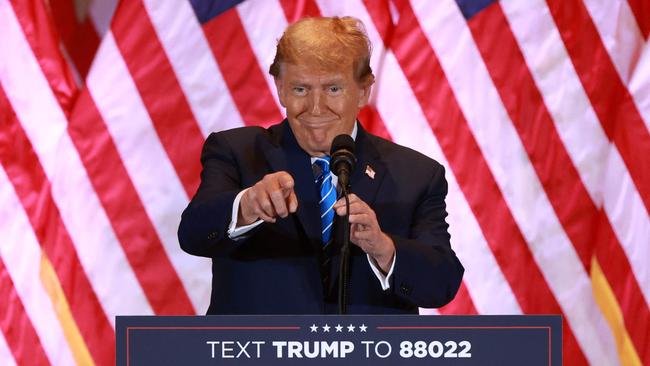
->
[206,125,270,144]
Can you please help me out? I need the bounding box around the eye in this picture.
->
[327,86,342,94]
[292,86,307,96]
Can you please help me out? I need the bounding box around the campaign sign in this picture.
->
[116,315,561,365]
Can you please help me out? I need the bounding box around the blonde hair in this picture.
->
[269,16,373,83]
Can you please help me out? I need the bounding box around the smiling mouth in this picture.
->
[299,118,337,126]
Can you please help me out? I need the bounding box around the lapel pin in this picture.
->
[365,165,376,179]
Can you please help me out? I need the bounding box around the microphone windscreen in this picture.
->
[330,134,355,155]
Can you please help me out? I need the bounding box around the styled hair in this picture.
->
[269,16,373,84]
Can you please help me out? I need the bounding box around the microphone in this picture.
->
[330,134,356,315]
[330,134,356,190]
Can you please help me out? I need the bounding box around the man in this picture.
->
[178,16,463,314]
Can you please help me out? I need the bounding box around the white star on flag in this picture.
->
[335,324,343,332]
[322,324,331,332]
[310,324,318,333]
[347,324,355,332]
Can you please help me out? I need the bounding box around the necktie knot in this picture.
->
[313,156,331,182]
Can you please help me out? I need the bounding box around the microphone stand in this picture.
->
[338,184,351,315]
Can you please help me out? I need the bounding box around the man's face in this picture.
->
[274,62,372,157]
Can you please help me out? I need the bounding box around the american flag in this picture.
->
[1,0,648,364]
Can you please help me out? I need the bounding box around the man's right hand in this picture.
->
[238,171,298,225]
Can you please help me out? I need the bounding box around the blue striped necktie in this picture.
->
[314,156,336,245]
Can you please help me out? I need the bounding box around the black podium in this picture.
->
[116,314,561,365]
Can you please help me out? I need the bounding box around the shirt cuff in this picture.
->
[228,188,263,239]
[367,253,396,290]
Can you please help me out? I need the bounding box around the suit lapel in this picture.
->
[263,121,322,246]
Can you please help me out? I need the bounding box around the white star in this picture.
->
[322,324,331,332]
[335,324,343,332]
[310,324,318,332]
[347,324,355,332]
[359,324,368,332]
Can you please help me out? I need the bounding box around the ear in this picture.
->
[357,75,375,108]
[274,77,287,108]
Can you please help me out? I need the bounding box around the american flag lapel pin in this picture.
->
[365,165,376,179]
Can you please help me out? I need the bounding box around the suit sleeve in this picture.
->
[177,132,244,257]
[388,164,464,308]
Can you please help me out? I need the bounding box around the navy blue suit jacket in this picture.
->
[178,120,463,314]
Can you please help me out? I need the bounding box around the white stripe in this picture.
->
[412,0,618,364]
[321,200,336,219]
[581,0,650,133]
[319,173,333,186]
[0,330,16,366]
[322,221,333,234]
[0,167,75,366]
[237,0,286,112]
[314,157,330,165]
[87,32,211,313]
[317,0,521,315]
[142,0,245,135]
[320,183,335,204]
[0,1,152,325]
[501,0,650,308]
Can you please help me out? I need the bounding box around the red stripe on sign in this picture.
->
[365,3,588,364]
[626,0,650,39]
[437,281,478,315]
[48,0,101,78]
[0,86,114,366]
[203,8,283,128]
[279,0,322,22]
[470,5,650,363]
[110,0,203,197]
[9,0,78,114]
[358,105,393,141]
[547,0,650,216]
[68,89,196,316]
[0,258,51,366]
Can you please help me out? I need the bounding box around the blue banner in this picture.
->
[116,315,561,365]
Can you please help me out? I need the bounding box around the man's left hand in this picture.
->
[333,194,395,273]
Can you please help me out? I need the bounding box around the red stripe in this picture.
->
[14,0,196,317]
[547,0,650,216]
[472,2,600,279]
[363,2,588,364]
[364,0,395,48]
[358,105,392,141]
[48,0,101,78]
[594,210,650,362]
[626,0,650,39]
[202,8,283,128]
[68,89,195,315]
[0,258,51,366]
[472,6,650,361]
[361,0,495,321]
[279,0,322,22]
[0,86,114,366]
[437,281,478,315]
[110,0,204,197]
[9,0,77,114]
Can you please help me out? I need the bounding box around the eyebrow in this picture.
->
[288,78,346,86]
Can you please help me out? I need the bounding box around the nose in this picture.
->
[309,91,325,115]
